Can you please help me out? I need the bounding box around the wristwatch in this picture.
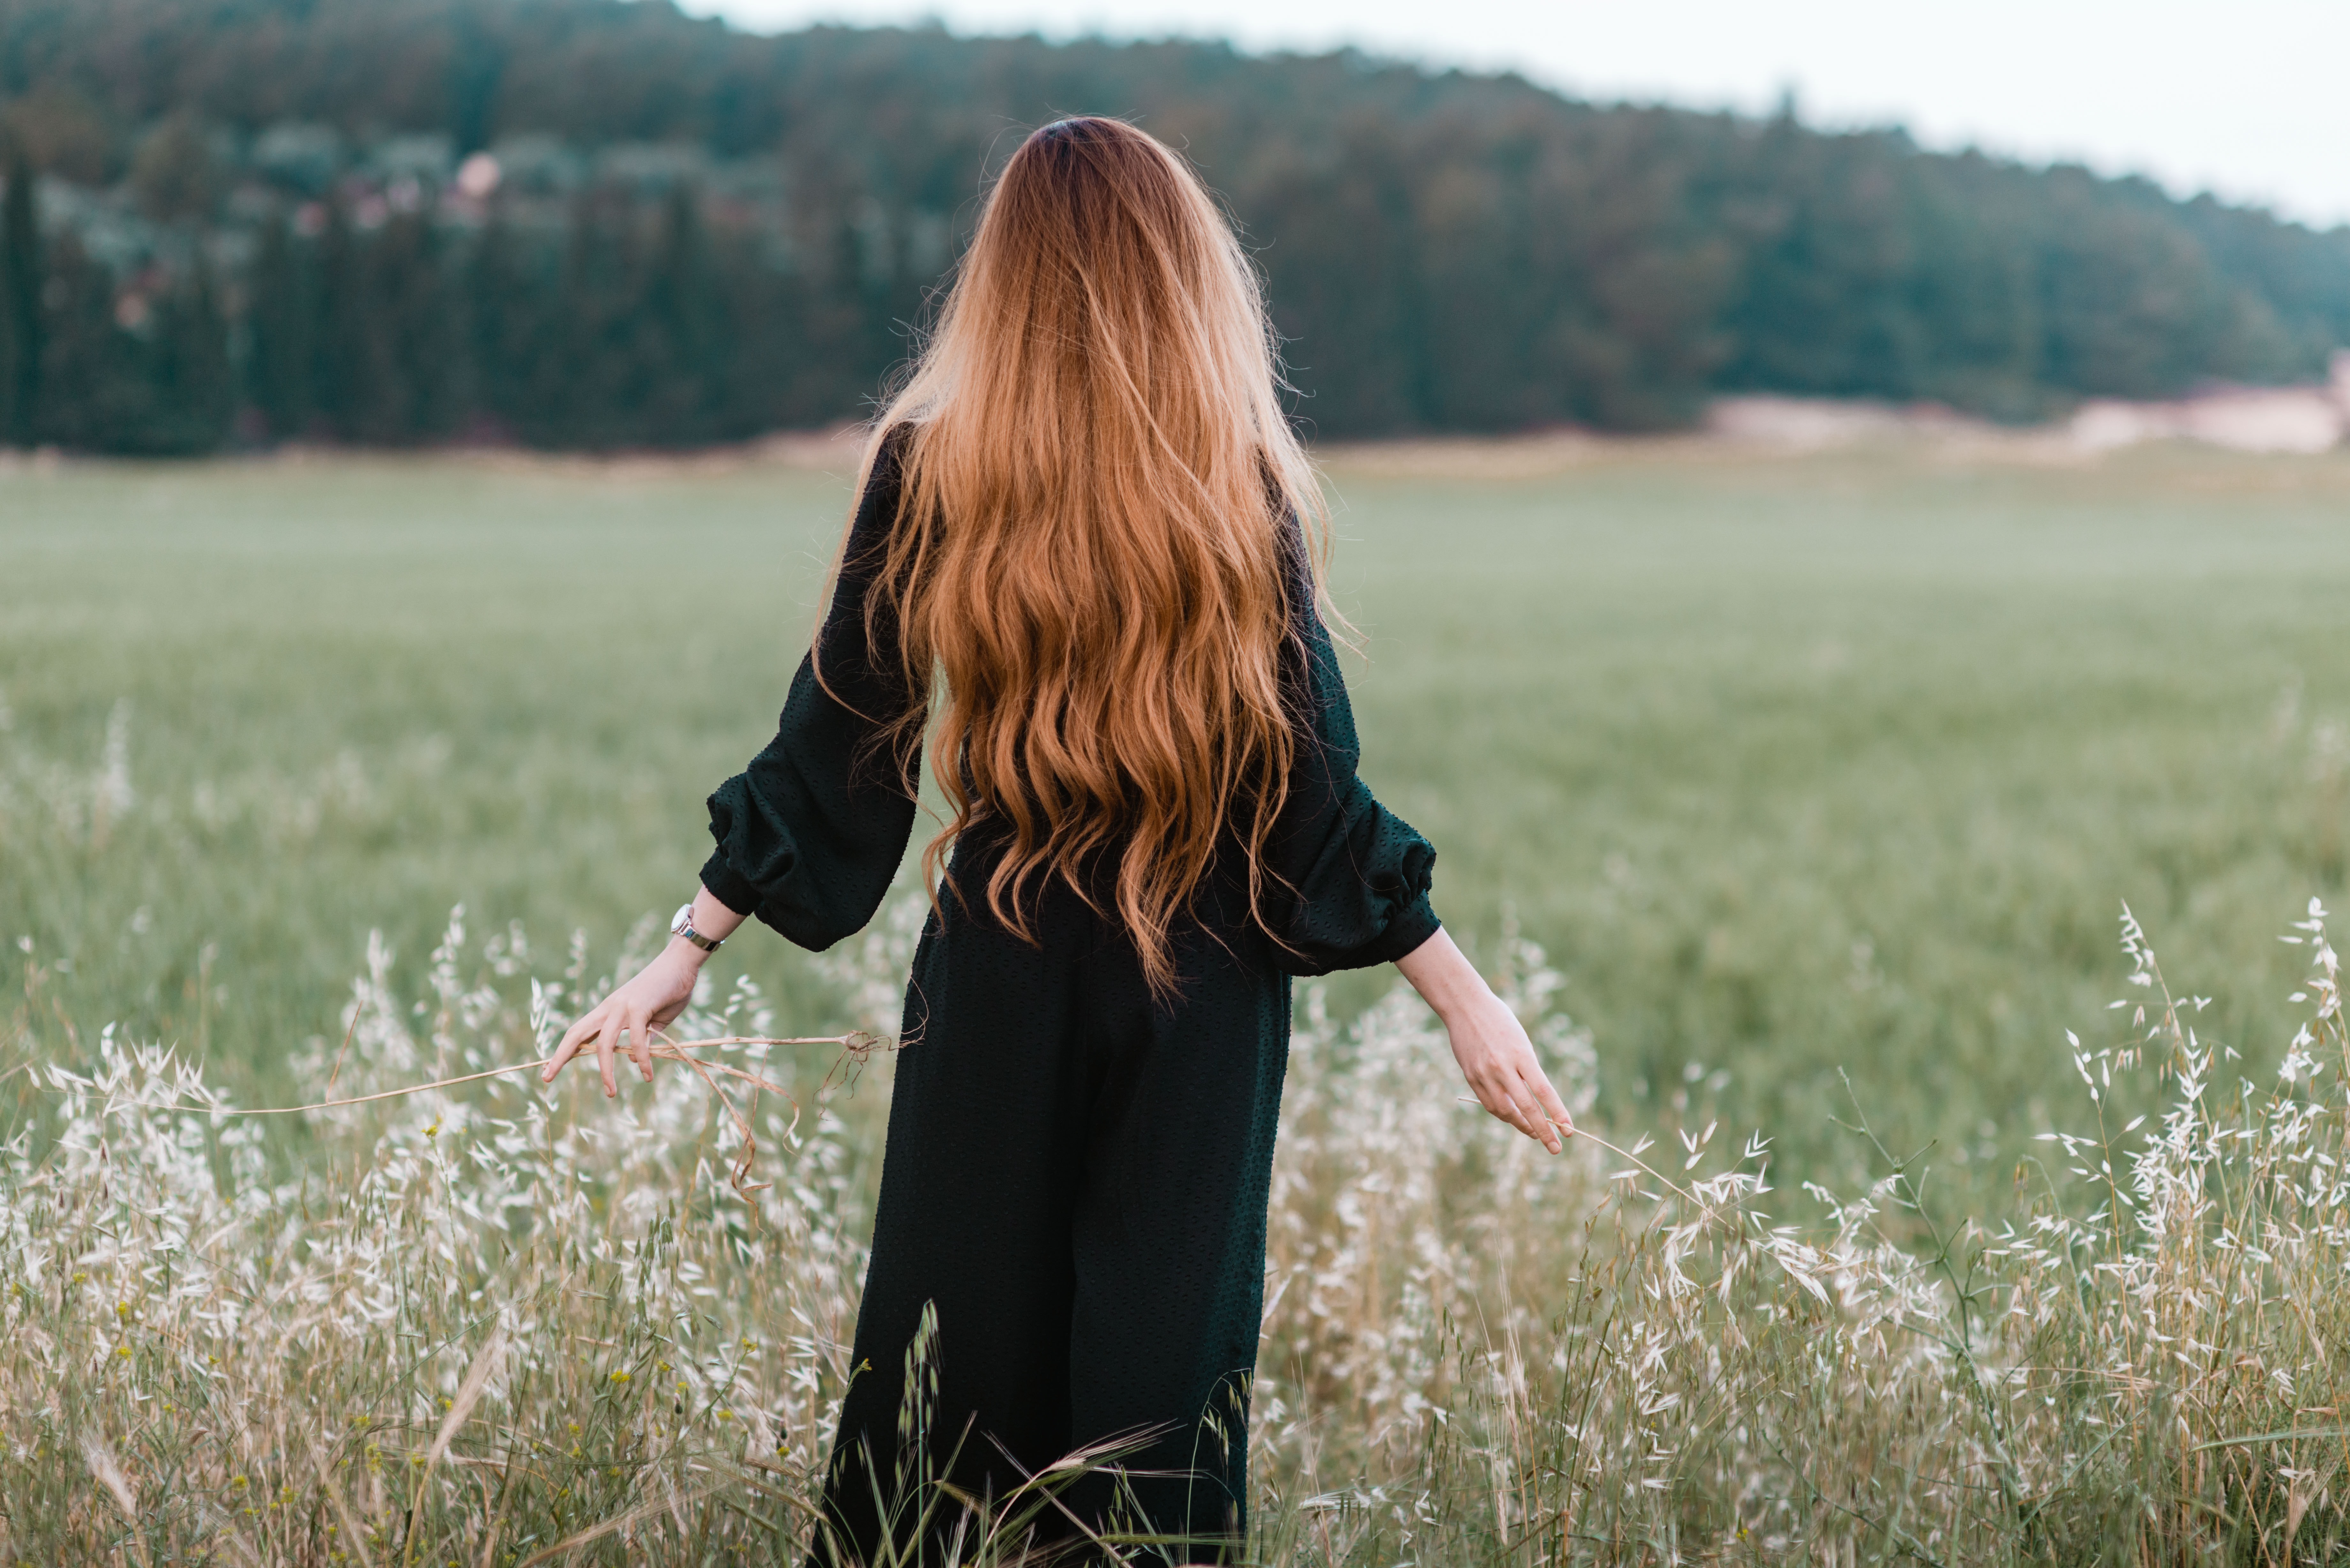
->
[671,902,724,953]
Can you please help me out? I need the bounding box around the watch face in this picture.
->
[672,903,695,935]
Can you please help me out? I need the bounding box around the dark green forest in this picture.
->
[2,0,2347,453]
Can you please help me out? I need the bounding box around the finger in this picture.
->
[1480,1077,1538,1142]
[543,1011,598,1082]
[595,1024,619,1098]
[550,1014,593,1071]
[630,1019,654,1083]
[1473,1073,1517,1127]
[1499,1063,1559,1151]
[1528,1065,1574,1141]
[1523,1072,1562,1152]
[1497,1076,1554,1150]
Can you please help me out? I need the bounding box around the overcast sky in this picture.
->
[682,0,2350,229]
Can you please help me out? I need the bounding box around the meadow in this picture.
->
[7,438,2349,1192]
[5,436,2350,1563]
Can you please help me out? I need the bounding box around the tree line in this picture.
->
[0,147,888,453]
[1,0,2346,453]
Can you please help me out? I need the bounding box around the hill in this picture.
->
[2,0,2347,451]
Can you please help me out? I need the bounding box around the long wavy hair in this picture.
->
[832,115,1327,998]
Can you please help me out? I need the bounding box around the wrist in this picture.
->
[1429,976,1496,1027]
[689,886,748,945]
[1410,961,1481,1022]
[1396,926,1490,1024]
[671,895,738,958]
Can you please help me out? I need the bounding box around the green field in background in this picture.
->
[4,443,2347,1203]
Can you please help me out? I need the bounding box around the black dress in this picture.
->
[700,430,1439,1564]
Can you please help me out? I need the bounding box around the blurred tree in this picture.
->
[342,211,459,442]
[446,9,509,155]
[0,206,11,444]
[245,211,316,438]
[2034,171,2246,398]
[0,145,40,444]
[129,112,219,223]
[1,0,2346,450]
[1720,125,1927,399]
[145,259,234,452]
[0,83,118,185]
[1247,114,1434,433]
[31,233,134,449]
[534,192,632,447]
[465,209,549,442]
[1897,154,2043,419]
[310,200,364,439]
[30,234,229,453]
[634,184,729,444]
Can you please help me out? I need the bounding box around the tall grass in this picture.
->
[1258,897,2350,1563]
[5,884,2344,1563]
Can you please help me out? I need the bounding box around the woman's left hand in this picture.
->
[546,889,747,1096]
[543,942,702,1097]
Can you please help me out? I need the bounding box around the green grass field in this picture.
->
[10,438,2350,1564]
[4,441,2348,1200]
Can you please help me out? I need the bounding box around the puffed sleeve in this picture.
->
[699,428,922,952]
[1261,538,1441,976]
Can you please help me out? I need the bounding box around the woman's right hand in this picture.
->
[1395,926,1572,1153]
[1439,984,1571,1153]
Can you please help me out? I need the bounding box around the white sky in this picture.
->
[682,0,2350,229]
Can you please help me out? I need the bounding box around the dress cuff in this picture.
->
[1357,897,1441,966]
[699,851,761,919]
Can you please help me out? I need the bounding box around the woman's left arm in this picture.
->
[547,429,920,1096]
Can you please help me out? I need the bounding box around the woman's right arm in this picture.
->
[1266,549,1569,1153]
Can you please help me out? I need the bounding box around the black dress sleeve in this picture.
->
[1261,543,1442,976]
[700,429,922,952]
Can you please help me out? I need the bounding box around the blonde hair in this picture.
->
[836,115,1327,998]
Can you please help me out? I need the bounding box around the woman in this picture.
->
[547,116,1571,1564]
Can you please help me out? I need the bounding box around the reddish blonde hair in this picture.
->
[837,115,1326,997]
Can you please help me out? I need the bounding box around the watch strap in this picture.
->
[671,901,723,952]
